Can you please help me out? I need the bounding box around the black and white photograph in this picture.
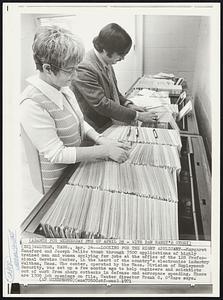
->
[3,2,220,297]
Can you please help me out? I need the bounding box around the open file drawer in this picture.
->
[21,133,211,241]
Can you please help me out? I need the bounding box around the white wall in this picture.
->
[143,15,201,90]
[21,14,38,91]
[142,15,211,165]
[111,15,143,94]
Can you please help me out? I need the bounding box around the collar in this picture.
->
[94,49,108,70]
[26,74,65,110]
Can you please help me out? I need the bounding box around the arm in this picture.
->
[117,90,145,112]
[73,63,136,123]
[109,75,160,122]
[20,100,130,164]
[117,89,133,107]
[76,143,130,163]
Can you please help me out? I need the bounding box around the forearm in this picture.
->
[76,145,108,162]
[95,97,136,122]
[118,91,133,107]
[44,142,108,164]
[85,127,100,142]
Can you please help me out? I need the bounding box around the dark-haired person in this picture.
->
[20,25,131,194]
[72,23,158,132]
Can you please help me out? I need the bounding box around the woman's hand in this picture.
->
[106,143,130,163]
[97,137,131,163]
[98,139,131,163]
[96,136,131,149]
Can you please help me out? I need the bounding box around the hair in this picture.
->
[93,23,132,57]
[32,25,85,74]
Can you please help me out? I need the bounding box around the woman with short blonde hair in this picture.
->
[20,25,130,194]
[33,26,85,74]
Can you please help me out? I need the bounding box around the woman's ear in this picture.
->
[42,63,51,74]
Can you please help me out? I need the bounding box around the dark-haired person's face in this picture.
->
[103,50,126,65]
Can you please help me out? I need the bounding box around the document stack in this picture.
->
[129,88,171,106]
[135,75,182,96]
[40,125,181,240]
[127,88,179,130]
[129,89,178,113]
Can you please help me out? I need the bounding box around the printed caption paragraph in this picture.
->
[20,239,211,284]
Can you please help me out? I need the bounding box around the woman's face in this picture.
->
[42,63,78,89]
[50,64,78,89]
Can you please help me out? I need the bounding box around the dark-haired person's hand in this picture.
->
[127,103,145,112]
[137,111,159,123]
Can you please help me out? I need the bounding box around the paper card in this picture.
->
[178,100,193,121]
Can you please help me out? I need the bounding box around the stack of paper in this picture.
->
[135,76,182,95]
[127,88,180,130]
[130,95,171,107]
[128,88,170,104]
[151,72,175,79]
[137,89,170,98]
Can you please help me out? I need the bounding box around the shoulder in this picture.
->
[84,49,97,62]
[20,86,48,115]
[20,85,45,104]
[20,97,46,117]
[20,85,36,103]
[78,49,100,72]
